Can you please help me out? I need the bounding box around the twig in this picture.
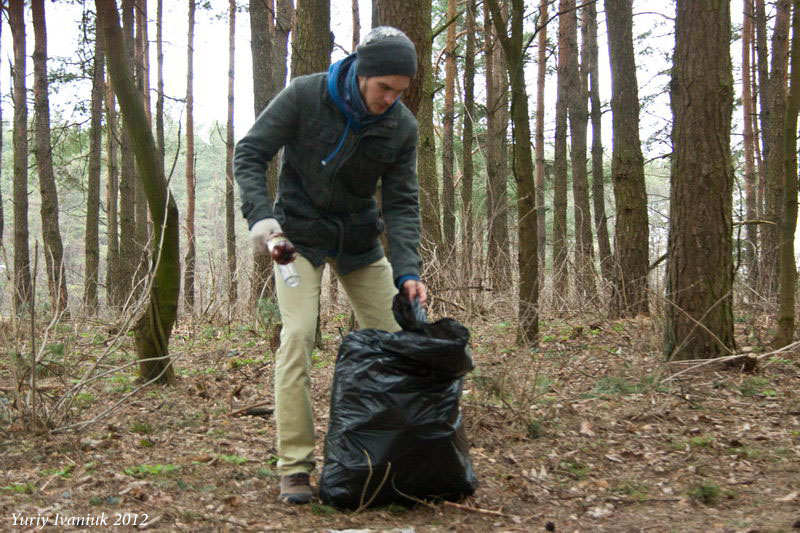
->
[227,401,273,418]
[443,500,509,517]
[663,341,800,382]
[353,451,391,513]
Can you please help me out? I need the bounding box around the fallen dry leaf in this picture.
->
[580,420,596,437]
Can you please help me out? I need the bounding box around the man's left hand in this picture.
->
[402,279,427,305]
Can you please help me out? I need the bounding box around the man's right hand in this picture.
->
[250,218,282,254]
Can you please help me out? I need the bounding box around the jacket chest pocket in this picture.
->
[301,119,339,150]
[342,142,397,197]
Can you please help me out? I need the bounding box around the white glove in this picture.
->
[250,218,282,254]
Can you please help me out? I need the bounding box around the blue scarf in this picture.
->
[322,54,397,166]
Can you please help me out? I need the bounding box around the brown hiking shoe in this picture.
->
[279,473,312,504]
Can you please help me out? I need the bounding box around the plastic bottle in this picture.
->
[267,234,300,288]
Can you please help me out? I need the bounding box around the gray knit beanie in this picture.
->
[356,26,417,78]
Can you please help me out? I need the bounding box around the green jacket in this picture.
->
[234,72,422,281]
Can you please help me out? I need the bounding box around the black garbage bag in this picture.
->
[318,295,478,509]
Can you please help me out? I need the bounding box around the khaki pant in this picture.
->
[273,255,401,475]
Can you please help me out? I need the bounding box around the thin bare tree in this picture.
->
[184,0,196,312]
[461,0,477,284]
[225,0,238,305]
[86,27,105,314]
[32,0,69,316]
[742,0,760,288]
[10,0,32,312]
[584,0,612,284]
[552,0,572,297]
[568,0,596,300]
[483,0,511,291]
[441,0,458,259]
[534,0,548,268]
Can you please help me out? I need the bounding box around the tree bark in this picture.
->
[553,0,571,297]
[10,0,32,313]
[119,0,138,305]
[605,0,649,318]
[665,0,735,361]
[374,0,443,255]
[184,0,196,312]
[461,0,476,286]
[483,0,511,291]
[0,13,3,251]
[97,0,180,384]
[291,0,331,77]
[585,1,612,284]
[248,0,292,308]
[441,0,457,260]
[754,0,770,185]
[351,0,360,51]
[156,0,165,164]
[86,29,105,314]
[133,0,150,290]
[226,0,238,306]
[105,81,121,310]
[568,0,596,301]
[773,3,800,348]
[742,0,760,289]
[535,0,548,269]
[135,0,151,122]
[760,0,791,297]
[32,0,69,317]
[487,0,539,344]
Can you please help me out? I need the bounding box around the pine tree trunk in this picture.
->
[119,0,138,305]
[441,0,457,260]
[225,0,238,306]
[568,0,596,301]
[461,0,476,287]
[774,4,800,348]
[553,0,571,298]
[133,0,150,292]
[351,0,360,51]
[374,0,443,255]
[760,0,791,297]
[97,0,180,384]
[535,0,548,269]
[605,0,649,318]
[291,0,331,77]
[292,0,330,347]
[248,0,291,308]
[136,0,151,122]
[184,0,196,312]
[32,0,69,317]
[487,0,539,344]
[483,1,511,291]
[754,0,770,184]
[105,82,121,310]
[742,0,760,289]
[156,0,165,164]
[10,0,32,313]
[585,1,612,285]
[0,15,3,251]
[85,32,105,314]
[665,0,735,361]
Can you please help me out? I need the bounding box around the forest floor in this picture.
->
[0,300,799,532]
